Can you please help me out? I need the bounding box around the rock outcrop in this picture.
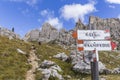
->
[17,48,26,54]
[38,60,64,80]
[24,23,59,42]
[89,16,120,40]
[23,29,40,41]
[24,16,120,49]
[53,52,68,61]
[24,23,75,46]
[70,50,106,74]
[0,27,20,39]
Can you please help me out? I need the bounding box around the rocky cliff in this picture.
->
[24,23,75,46]
[89,16,120,40]
[24,16,120,48]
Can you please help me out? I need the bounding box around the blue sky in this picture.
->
[0,0,120,37]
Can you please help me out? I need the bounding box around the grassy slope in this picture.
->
[34,43,74,79]
[99,51,120,69]
[34,42,120,80]
[0,36,31,80]
[0,36,120,80]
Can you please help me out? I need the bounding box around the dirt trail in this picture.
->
[25,46,39,80]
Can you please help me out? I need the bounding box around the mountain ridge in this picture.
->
[24,16,120,49]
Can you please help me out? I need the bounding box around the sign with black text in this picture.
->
[77,41,112,51]
[77,30,110,40]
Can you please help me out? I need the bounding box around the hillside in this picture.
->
[1,36,120,80]
[0,36,31,80]
[1,16,120,80]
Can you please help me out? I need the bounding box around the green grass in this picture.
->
[0,36,31,80]
[29,42,120,80]
[99,51,120,69]
[1,36,120,80]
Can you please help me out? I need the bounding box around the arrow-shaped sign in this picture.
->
[77,30,110,40]
[77,40,117,51]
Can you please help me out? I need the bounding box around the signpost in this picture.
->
[77,40,112,51]
[72,29,117,80]
[77,30,110,40]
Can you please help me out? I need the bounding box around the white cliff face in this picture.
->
[39,23,59,42]
[0,27,20,39]
[23,23,75,46]
[89,16,120,40]
[23,16,120,49]
[23,29,40,41]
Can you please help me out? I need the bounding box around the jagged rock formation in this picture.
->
[24,23,75,46]
[89,16,120,40]
[24,16,120,48]
[24,23,58,42]
[74,19,87,30]
[39,23,59,42]
[0,27,20,39]
[23,29,40,41]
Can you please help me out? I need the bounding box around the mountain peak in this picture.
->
[74,19,86,30]
[41,23,57,31]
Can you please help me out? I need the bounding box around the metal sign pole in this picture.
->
[91,49,99,80]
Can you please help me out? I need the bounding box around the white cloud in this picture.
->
[39,9,63,30]
[60,2,96,22]
[109,5,115,8]
[21,8,29,15]
[106,0,120,4]
[8,0,38,6]
[118,14,120,19]
[46,17,63,30]
[40,10,48,16]
[26,0,38,6]
[40,9,54,17]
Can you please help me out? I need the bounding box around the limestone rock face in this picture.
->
[74,19,87,30]
[57,29,75,46]
[23,23,75,46]
[39,23,59,42]
[23,29,40,41]
[89,16,120,40]
[24,16,120,48]
[0,27,20,39]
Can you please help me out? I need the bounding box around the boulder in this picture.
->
[53,52,68,61]
[73,61,91,74]
[17,49,26,54]
[70,51,106,74]
[112,67,120,74]
[40,60,55,68]
[38,60,64,80]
